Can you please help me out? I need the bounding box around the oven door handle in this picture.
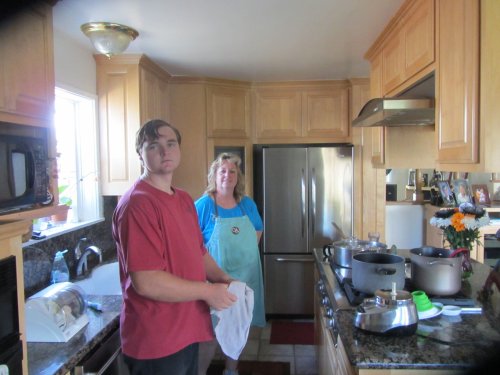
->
[275,257,314,263]
[73,346,121,375]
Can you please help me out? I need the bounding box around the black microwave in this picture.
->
[0,122,50,214]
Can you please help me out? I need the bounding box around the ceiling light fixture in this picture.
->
[81,22,139,58]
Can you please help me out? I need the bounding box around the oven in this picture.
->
[0,256,22,375]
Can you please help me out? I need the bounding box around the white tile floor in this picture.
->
[214,320,318,375]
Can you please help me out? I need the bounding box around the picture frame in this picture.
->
[492,182,500,203]
[471,184,491,206]
[437,181,455,206]
[452,179,472,205]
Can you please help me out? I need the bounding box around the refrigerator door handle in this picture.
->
[301,168,306,238]
[311,167,316,235]
[275,257,315,263]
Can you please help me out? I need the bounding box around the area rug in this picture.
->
[270,320,315,345]
[207,360,290,375]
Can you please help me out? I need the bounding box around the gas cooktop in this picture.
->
[329,261,471,307]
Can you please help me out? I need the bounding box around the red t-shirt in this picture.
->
[112,180,213,359]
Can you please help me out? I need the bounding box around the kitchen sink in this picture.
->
[74,262,121,295]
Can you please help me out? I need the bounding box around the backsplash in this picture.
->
[23,196,118,298]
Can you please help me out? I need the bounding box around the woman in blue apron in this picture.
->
[195,153,265,375]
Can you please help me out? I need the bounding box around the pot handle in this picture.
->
[427,260,454,267]
[323,244,333,257]
[375,267,396,275]
[450,248,469,258]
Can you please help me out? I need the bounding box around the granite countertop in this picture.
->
[314,249,500,371]
[27,295,123,375]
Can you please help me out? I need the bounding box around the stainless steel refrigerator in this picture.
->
[253,145,353,316]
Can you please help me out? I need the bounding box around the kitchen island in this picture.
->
[27,295,122,375]
[314,248,500,374]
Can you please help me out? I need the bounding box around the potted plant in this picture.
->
[51,184,73,224]
[58,184,73,208]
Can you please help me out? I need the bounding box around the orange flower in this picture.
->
[451,212,465,232]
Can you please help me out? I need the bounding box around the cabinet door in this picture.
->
[254,88,302,139]
[0,3,54,126]
[206,84,250,138]
[302,88,349,139]
[436,0,479,163]
[140,66,169,123]
[404,0,435,79]
[382,32,405,94]
[336,336,355,375]
[96,62,142,196]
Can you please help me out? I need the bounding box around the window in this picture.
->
[53,86,101,224]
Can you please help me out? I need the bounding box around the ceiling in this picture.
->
[52,0,404,82]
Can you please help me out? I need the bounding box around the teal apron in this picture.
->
[206,201,265,327]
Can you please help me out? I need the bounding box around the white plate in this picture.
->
[418,303,443,320]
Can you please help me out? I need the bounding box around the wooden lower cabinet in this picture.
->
[0,220,31,375]
[315,268,354,375]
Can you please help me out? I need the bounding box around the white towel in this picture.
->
[212,281,254,360]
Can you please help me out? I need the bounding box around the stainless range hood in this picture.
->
[352,98,435,127]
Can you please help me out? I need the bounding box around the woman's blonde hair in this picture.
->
[205,153,245,202]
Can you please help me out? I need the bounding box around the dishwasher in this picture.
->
[72,328,129,375]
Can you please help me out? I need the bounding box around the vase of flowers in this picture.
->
[429,203,489,279]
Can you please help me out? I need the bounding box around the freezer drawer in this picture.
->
[264,254,315,316]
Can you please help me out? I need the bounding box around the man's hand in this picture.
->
[205,282,237,310]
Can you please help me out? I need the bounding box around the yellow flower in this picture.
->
[451,212,465,232]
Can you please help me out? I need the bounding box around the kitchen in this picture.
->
[1,0,500,374]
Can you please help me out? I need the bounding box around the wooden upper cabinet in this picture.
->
[368,0,435,97]
[140,64,169,123]
[254,82,350,142]
[302,87,349,138]
[479,0,500,173]
[404,0,435,78]
[206,83,251,138]
[254,87,302,139]
[436,0,500,172]
[436,0,479,165]
[0,2,55,127]
[95,54,171,195]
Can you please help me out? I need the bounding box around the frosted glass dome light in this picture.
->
[81,22,139,58]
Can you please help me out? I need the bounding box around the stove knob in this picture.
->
[326,307,334,318]
[318,280,325,293]
[327,318,334,329]
[321,296,330,306]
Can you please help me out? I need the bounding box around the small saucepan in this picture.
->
[352,252,405,294]
[323,236,387,268]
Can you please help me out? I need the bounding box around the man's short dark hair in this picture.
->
[135,119,182,155]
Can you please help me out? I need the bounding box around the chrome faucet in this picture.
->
[76,245,103,276]
[74,237,92,260]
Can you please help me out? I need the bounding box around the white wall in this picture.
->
[53,28,96,94]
